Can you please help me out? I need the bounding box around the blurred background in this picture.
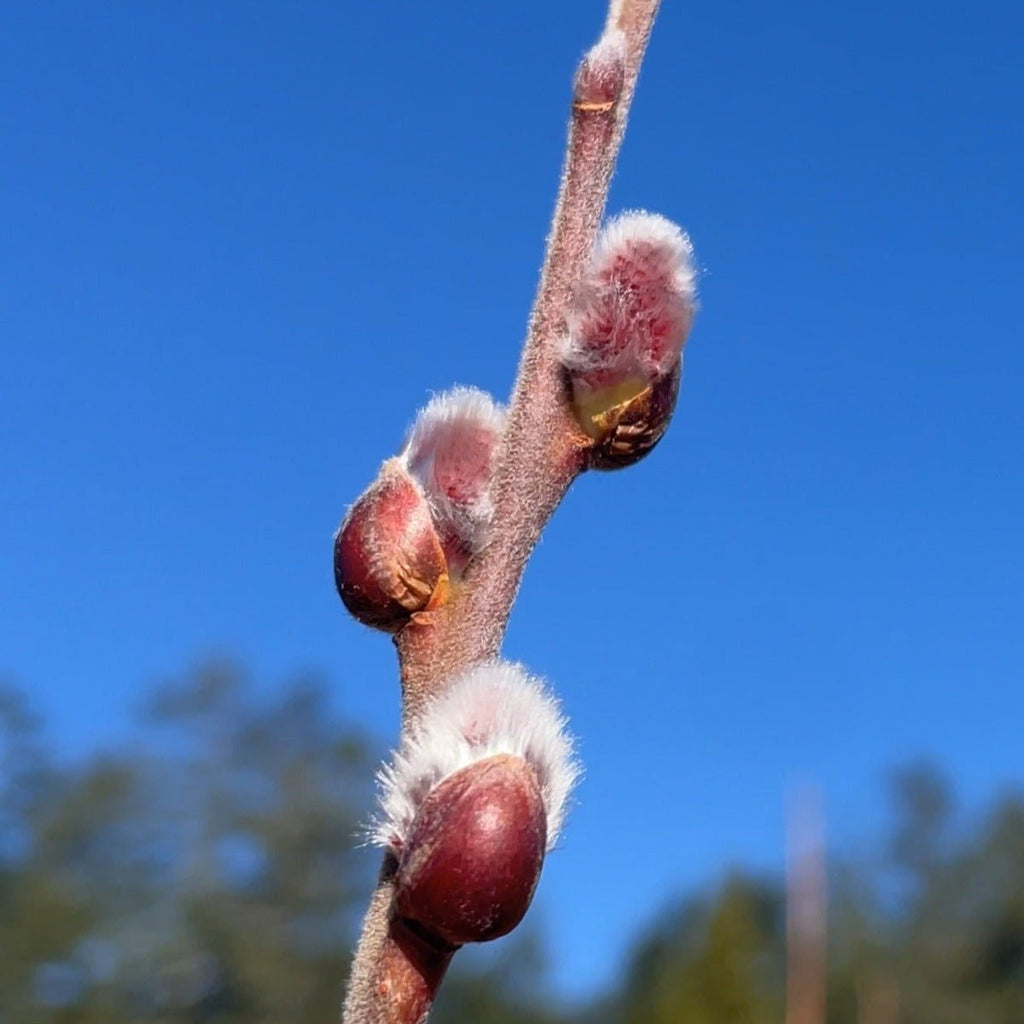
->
[1,1,1021,1021]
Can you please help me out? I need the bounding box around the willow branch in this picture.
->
[342,3,661,1022]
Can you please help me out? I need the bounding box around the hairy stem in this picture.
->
[342,857,456,1024]
[397,0,661,712]
[342,3,661,1021]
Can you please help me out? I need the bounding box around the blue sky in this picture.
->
[2,0,1022,1004]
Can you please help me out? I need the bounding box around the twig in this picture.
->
[342,3,661,1021]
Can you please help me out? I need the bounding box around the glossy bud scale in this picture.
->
[394,754,546,947]
[334,460,448,632]
[576,361,681,470]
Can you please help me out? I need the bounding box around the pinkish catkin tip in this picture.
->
[566,211,696,386]
[401,387,506,569]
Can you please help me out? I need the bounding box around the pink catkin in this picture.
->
[565,211,696,391]
[402,387,506,559]
[430,421,497,506]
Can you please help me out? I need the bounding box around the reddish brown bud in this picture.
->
[334,460,449,632]
[394,754,546,947]
[577,360,681,470]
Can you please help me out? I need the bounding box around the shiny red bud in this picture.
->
[334,461,449,632]
[394,754,547,947]
[576,360,681,470]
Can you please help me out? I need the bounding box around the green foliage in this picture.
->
[615,876,784,1024]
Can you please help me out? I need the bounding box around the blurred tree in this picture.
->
[5,676,1024,1024]
[829,764,1024,1024]
[611,764,1024,1024]
[0,664,376,1023]
[432,935,568,1024]
[135,662,375,1022]
[0,682,94,1020]
[962,799,1024,1022]
[887,761,954,879]
[614,875,784,1024]
[892,784,1024,1024]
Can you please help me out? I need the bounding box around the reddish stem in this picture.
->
[342,860,456,1024]
[342,3,661,1021]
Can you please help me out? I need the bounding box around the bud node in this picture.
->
[573,30,626,112]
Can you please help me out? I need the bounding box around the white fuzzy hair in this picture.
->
[594,210,696,303]
[371,661,581,854]
[585,27,626,71]
[404,386,506,454]
[561,210,697,376]
[400,386,506,551]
